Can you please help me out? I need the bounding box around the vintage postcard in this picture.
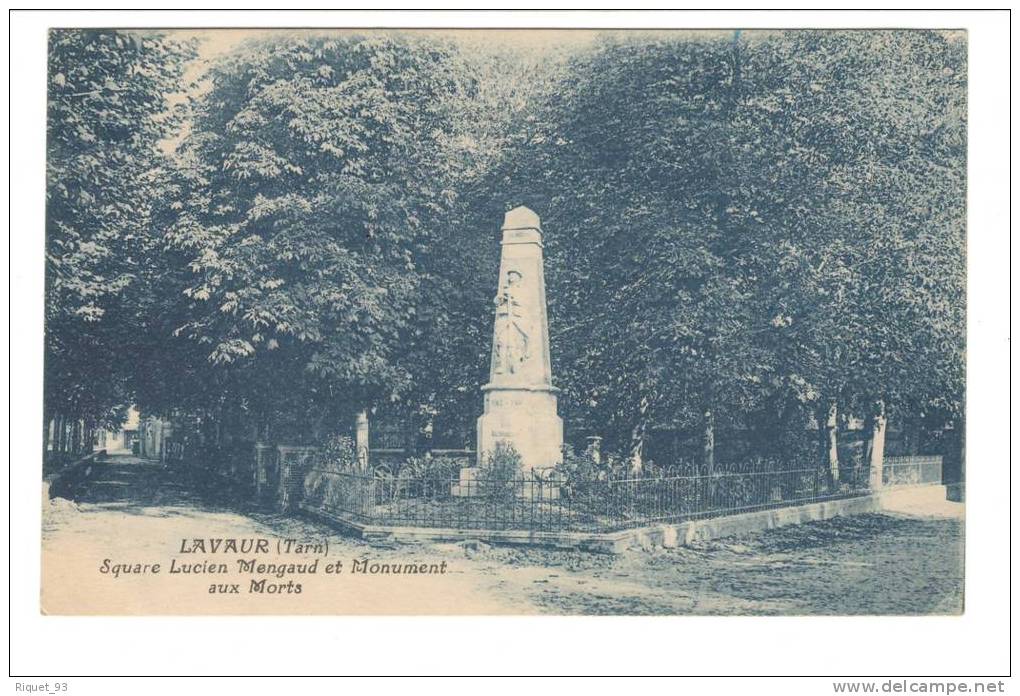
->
[41,27,966,616]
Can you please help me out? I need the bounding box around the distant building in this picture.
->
[96,406,140,453]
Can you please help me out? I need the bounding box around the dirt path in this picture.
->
[41,455,964,615]
[441,510,964,615]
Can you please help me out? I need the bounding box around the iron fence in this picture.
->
[300,456,941,533]
[883,455,944,487]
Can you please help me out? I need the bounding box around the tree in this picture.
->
[49,29,965,474]
[736,31,966,469]
[466,33,772,469]
[160,33,480,440]
[454,29,966,473]
[45,29,195,453]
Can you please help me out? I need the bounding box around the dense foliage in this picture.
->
[478,30,965,463]
[44,29,966,468]
[45,29,195,450]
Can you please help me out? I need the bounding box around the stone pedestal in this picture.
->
[464,206,563,497]
[476,388,563,472]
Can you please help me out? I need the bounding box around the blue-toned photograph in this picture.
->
[42,28,966,616]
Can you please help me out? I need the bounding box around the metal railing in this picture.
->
[883,455,944,488]
[300,456,943,533]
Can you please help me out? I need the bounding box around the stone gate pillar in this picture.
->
[474,206,563,473]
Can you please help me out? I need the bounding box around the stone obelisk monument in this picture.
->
[476,206,563,471]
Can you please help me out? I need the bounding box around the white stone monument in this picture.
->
[453,206,563,497]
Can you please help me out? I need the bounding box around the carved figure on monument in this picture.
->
[493,269,530,374]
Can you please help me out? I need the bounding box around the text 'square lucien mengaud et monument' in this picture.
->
[476,206,563,468]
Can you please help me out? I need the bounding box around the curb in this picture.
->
[299,484,951,554]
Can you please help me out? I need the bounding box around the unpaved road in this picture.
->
[41,455,964,615]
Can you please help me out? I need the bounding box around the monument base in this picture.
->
[476,386,563,472]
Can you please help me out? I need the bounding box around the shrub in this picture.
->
[559,444,598,481]
[478,442,522,501]
[427,456,463,489]
[389,455,461,501]
[558,443,664,483]
[317,434,360,472]
[557,444,603,498]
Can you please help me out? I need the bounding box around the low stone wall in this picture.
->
[299,484,953,554]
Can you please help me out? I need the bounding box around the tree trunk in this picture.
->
[43,417,52,458]
[66,417,74,455]
[866,399,887,490]
[957,414,966,502]
[906,413,920,456]
[54,414,64,455]
[943,414,966,502]
[62,415,70,455]
[70,419,80,456]
[628,396,650,475]
[355,409,370,471]
[702,409,715,476]
[823,400,840,487]
[628,422,646,475]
